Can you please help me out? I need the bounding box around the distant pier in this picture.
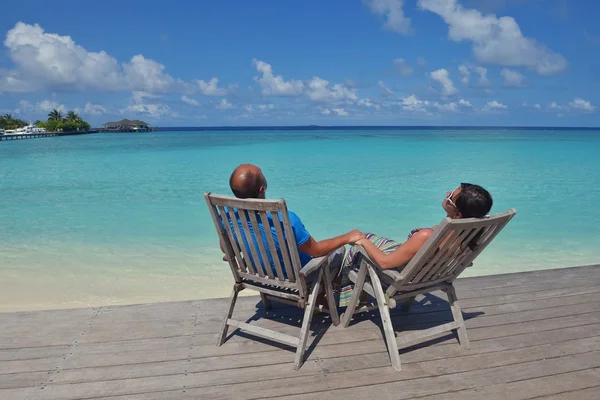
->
[0,131,96,141]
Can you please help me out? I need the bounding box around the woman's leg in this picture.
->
[339,233,402,307]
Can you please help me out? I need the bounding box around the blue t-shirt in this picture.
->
[223,208,312,277]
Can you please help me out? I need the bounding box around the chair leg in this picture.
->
[368,266,401,371]
[216,285,241,346]
[400,296,416,312]
[260,293,272,310]
[323,261,340,326]
[445,285,470,350]
[294,270,322,370]
[341,261,368,328]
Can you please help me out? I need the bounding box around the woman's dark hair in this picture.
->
[455,183,493,218]
[454,183,494,251]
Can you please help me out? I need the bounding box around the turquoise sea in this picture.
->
[1,128,599,311]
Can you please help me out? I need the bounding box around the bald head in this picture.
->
[229,164,267,199]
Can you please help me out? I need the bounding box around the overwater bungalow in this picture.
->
[101,119,155,132]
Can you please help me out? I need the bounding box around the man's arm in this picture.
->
[298,229,362,258]
[356,229,431,269]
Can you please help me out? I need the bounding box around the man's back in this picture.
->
[224,207,312,277]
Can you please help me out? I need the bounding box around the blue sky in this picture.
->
[1,0,599,126]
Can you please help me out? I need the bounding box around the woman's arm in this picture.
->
[356,230,432,269]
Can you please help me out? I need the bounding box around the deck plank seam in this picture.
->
[250,350,600,400]
[35,307,102,394]
[525,380,600,400]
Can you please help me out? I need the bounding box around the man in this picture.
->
[224,163,363,280]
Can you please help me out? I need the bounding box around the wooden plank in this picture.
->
[257,211,286,280]
[414,368,600,400]
[269,352,600,400]
[247,210,274,279]
[25,338,600,400]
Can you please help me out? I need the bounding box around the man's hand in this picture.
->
[346,229,366,244]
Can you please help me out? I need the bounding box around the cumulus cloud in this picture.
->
[363,0,413,35]
[484,100,508,111]
[417,0,567,75]
[122,91,175,118]
[252,59,304,96]
[473,66,490,87]
[430,68,458,96]
[0,22,231,95]
[458,65,470,85]
[358,98,381,110]
[332,108,349,116]
[306,77,357,103]
[38,100,66,112]
[458,65,489,87]
[321,108,331,115]
[216,99,234,110]
[393,58,414,76]
[534,103,542,110]
[458,99,472,107]
[181,96,200,106]
[82,103,107,115]
[568,98,596,113]
[195,78,231,96]
[16,99,65,114]
[501,68,527,87]
[399,95,431,113]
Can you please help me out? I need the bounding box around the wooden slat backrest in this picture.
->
[204,192,306,296]
[390,209,516,293]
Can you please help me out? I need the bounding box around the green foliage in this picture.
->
[0,113,27,130]
[1,109,90,133]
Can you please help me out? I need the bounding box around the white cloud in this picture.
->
[181,96,200,106]
[457,65,489,87]
[358,97,381,110]
[435,102,458,112]
[393,58,413,76]
[195,78,230,96]
[321,108,331,115]
[399,94,431,113]
[484,100,508,110]
[243,104,276,113]
[122,91,175,118]
[430,68,458,96]
[364,0,413,35]
[534,103,542,110]
[332,108,349,116]
[38,100,66,112]
[569,98,596,113]
[473,66,490,87]
[378,80,394,97]
[252,59,304,96]
[306,77,357,103]
[501,68,526,87]
[548,101,562,110]
[417,0,567,75]
[458,65,470,85]
[125,103,173,117]
[0,22,231,95]
[458,99,472,107]
[82,103,107,115]
[216,99,234,110]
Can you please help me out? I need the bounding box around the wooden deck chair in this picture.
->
[340,209,517,371]
[205,192,340,370]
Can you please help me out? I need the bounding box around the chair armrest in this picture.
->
[299,255,329,277]
[355,245,405,281]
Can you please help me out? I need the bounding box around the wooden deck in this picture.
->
[1,265,599,400]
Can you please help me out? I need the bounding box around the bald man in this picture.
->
[225,164,363,278]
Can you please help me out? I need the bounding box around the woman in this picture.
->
[339,183,493,307]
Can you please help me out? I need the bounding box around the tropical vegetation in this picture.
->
[35,109,91,132]
[0,114,27,130]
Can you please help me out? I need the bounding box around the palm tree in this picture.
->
[66,111,81,122]
[48,109,64,122]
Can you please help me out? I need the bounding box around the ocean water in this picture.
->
[1,129,599,311]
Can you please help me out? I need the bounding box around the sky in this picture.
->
[0,0,599,127]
